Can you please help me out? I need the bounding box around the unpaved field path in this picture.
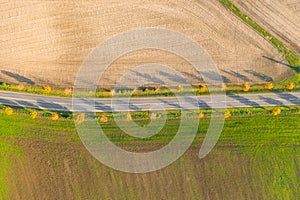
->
[0,0,292,88]
[232,0,300,54]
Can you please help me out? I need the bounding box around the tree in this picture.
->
[242,82,250,92]
[221,83,227,90]
[75,113,85,124]
[265,82,274,90]
[17,84,25,91]
[199,84,208,92]
[4,107,13,115]
[126,112,132,121]
[150,112,157,120]
[287,83,295,90]
[225,109,231,119]
[199,111,205,119]
[51,112,59,120]
[99,114,108,123]
[30,110,38,119]
[43,85,52,94]
[64,88,72,96]
[177,85,183,92]
[273,108,281,116]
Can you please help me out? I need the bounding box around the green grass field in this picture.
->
[0,108,299,199]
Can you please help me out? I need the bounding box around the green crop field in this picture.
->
[0,108,299,199]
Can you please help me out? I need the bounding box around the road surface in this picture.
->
[0,91,299,112]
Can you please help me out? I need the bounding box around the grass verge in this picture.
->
[0,106,300,198]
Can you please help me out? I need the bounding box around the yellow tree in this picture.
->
[43,85,52,94]
[51,112,59,120]
[99,114,108,123]
[265,82,274,90]
[273,108,281,116]
[4,107,13,115]
[199,84,208,93]
[199,111,205,119]
[242,82,250,92]
[287,83,295,90]
[225,109,231,119]
[75,113,85,124]
[126,112,132,121]
[30,110,38,119]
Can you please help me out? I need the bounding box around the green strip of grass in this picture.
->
[1,108,300,198]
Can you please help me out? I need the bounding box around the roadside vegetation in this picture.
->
[0,81,299,99]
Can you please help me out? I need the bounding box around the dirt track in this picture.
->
[232,0,300,54]
[0,0,293,88]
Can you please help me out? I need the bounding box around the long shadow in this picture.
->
[158,71,187,84]
[183,96,211,109]
[229,95,260,107]
[258,95,284,106]
[132,71,164,84]
[16,100,40,109]
[181,72,203,82]
[159,99,182,110]
[201,71,224,82]
[277,93,300,105]
[37,99,69,111]
[221,75,231,83]
[0,98,19,107]
[262,56,291,67]
[110,99,141,112]
[182,71,231,83]
[77,98,114,112]
[262,56,300,72]
[244,70,273,82]
[221,70,251,82]
[1,70,35,85]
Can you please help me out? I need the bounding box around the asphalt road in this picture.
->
[0,91,300,112]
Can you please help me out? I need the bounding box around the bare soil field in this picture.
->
[0,0,293,88]
[232,0,300,54]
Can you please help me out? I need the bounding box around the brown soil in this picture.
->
[232,0,300,54]
[0,0,293,88]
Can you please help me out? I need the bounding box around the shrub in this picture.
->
[177,85,183,92]
[225,109,231,119]
[43,85,52,94]
[4,107,13,115]
[221,83,227,90]
[287,83,295,90]
[150,112,157,120]
[17,84,25,91]
[64,88,73,96]
[199,111,205,119]
[99,114,108,123]
[29,110,38,119]
[265,82,274,90]
[241,82,250,92]
[110,89,116,96]
[273,108,281,116]
[126,112,132,121]
[75,113,85,124]
[51,112,59,120]
[1,82,8,88]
